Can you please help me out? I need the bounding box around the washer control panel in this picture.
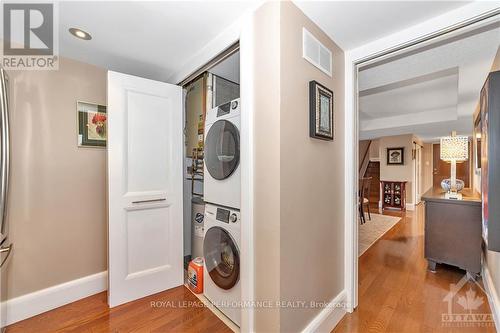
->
[215,207,239,224]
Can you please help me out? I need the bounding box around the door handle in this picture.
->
[0,243,12,268]
[131,198,166,204]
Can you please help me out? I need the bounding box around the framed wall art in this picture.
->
[309,80,334,141]
[77,101,107,148]
[474,113,482,171]
[387,147,405,165]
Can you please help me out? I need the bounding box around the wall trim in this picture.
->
[239,10,256,332]
[406,203,415,211]
[482,263,500,329]
[302,290,347,333]
[4,271,107,326]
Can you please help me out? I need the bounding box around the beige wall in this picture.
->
[251,2,345,331]
[279,2,344,331]
[379,134,415,204]
[359,140,370,163]
[369,139,380,160]
[6,58,107,299]
[483,46,500,309]
[252,2,281,331]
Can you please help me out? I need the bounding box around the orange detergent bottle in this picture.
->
[187,257,204,294]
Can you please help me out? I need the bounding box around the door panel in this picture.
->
[433,143,471,189]
[126,207,172,275]
[108,71,183,307]
[127,91,170,192]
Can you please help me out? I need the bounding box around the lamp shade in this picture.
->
[440,135,469,161]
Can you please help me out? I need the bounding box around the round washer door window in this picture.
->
[204,120,240,180]
[203,226,240,290]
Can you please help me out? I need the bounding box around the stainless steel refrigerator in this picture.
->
[0,67,12,331]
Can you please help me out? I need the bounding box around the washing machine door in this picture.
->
[203,226,240,290]
[204,120,240,180]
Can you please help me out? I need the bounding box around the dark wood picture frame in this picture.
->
[309,80,334,141]
[387,147,405,165]
[474,113,482,170]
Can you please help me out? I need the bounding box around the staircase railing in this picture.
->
[359,140,372,179]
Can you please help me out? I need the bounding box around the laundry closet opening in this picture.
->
[182,47,242,329]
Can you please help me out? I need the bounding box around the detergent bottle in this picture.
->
[187,257,204,294]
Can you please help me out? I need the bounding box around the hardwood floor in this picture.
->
[333,204,496,333]
[6,204,495,333]
[6,286,232,333]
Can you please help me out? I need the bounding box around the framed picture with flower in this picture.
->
[77,101,107,148]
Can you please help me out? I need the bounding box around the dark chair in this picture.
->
[359,177,372,224]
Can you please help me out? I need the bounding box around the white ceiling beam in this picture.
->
[360,107,457,132]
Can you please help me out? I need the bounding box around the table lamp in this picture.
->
[440,131,469,199]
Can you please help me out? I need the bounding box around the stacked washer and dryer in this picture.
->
[202,98,242,326]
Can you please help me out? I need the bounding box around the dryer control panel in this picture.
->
[205,98,240,125]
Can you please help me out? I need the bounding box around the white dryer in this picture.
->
[203,203,241,326]
[203,98,240,209]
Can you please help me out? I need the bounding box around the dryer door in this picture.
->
[203,226,240,290]
[204,120,240,180]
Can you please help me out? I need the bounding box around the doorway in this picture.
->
[107,39,249,331]
[346,10,500,312]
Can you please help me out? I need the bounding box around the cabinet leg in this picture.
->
[427,260,437,272]
[466,271,478,281]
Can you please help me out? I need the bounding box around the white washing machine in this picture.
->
[203,203,241,326]
[204,98,240,209]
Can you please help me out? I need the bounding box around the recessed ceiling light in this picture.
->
[69,28,92,40]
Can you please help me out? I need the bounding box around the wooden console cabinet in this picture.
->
[422,188,482,275]
[381,181,407,211]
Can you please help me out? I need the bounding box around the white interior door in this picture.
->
[107,71,183,307]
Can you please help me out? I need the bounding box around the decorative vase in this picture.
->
[441,179,465,192]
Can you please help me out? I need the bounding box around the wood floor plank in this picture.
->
[333,204,496,333]
[6,286,232,333]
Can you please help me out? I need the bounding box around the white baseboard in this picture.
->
[302,290,347,333]
[4,271,107,326]
[482,264,500,329]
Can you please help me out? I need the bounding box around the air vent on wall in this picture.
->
[302,28,332,77]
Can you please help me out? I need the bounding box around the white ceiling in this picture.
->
[55,1,253,82]
[2,1,478,84]
[293,1,470,50]
[359,26,500,142]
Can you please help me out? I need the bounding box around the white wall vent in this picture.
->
[302,28,332,77]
